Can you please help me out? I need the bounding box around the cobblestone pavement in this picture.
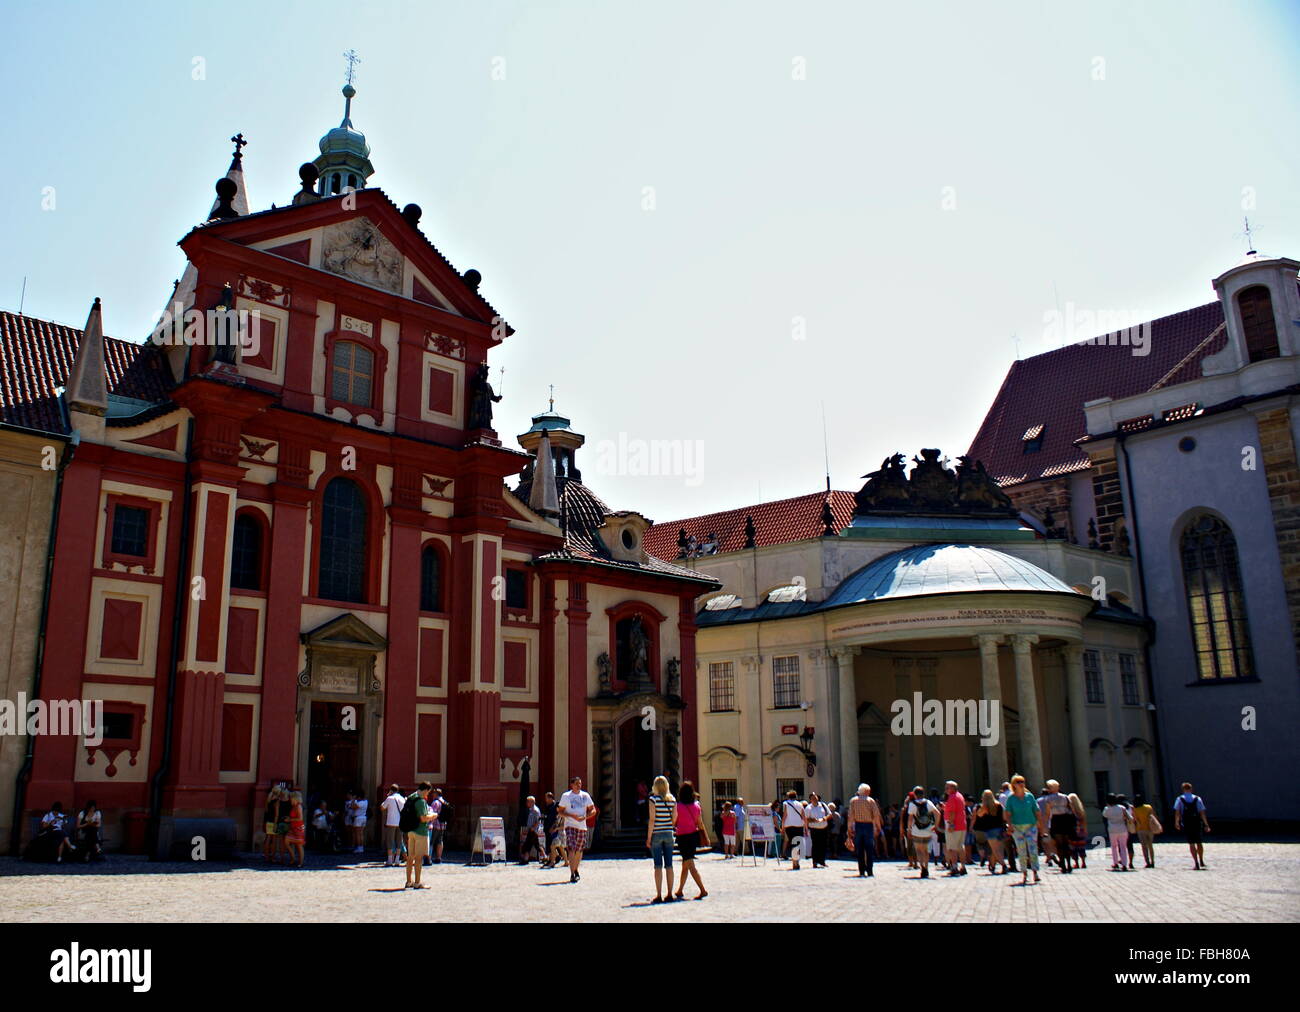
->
[3,842,1297,922]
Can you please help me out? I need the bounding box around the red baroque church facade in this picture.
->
[10,96,715,855]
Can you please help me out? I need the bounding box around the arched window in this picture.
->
[230,512,263,591]
[318,478,368,603]
[1180,514,1254,680]
[331,340,374,407]
[330,173,341,195]
[347,173,358,190]
[1237,285,1279,362]
[420,544,443,612]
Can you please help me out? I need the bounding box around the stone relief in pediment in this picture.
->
[321,217,403,294]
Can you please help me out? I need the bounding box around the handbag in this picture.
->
[1149,814,1163,835]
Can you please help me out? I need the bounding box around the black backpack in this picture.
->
[436,799,453,826]
[911,799,934,831]
[398,793,422,833]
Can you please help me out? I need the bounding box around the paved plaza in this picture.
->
[3,841,1297,922]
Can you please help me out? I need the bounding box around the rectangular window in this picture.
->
[1093,770,1111,805]
[711,779,737,813]
[101,711,135,741]
[1119,654,1140,705]
[776,778,805,800]
[110,504,150,558]
[1131,769,1147,800]
[1084,649,1104,704]
[505,568,528,610]
[773,655,801,708]
[708,661,735,712]
[331,340,374,407]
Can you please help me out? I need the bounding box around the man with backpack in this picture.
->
[905,785,940,879]
[1173,782,1211,870]
[399,782,437,889]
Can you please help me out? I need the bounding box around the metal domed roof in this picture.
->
[822,543,1079,608]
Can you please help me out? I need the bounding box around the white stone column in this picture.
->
[973,635,1007,788]
[832,646,861,802]
[1062,644,1094,809]
[1010,634,1043,789]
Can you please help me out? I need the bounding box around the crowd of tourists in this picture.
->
[19,775,1213,888]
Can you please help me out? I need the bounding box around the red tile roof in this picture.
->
[0,311,174,434]
[644,490,857,561]
[966,301,1226,486]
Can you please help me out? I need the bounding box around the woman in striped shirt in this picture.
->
[646,775,678,903]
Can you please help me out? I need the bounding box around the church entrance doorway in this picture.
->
[616,715,657,830]
[307,701,363,812]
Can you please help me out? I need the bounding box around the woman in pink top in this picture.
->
[672,780,711,900]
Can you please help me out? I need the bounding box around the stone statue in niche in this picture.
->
[628,615,650,685]
[596,652,612,695]
[467,363,501,430]
[666,657,681,698]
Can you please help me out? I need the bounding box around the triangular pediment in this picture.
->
[186,189,510,333]
[302,612,388,651]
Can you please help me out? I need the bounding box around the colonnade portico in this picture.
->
[829,609,1092,807]
[692,539,1146,820]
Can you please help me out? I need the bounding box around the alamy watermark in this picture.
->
[149,300,263,360]
[890,692,1001,747]
[592,434,705,487]
[0,694,103,746]
[1043,302,1151,357]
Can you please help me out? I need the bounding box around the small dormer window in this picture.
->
[1237,285,1279,362]
[621,528,637,551]
[1022,424,1045,454]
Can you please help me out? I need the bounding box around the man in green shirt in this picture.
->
[404,782,436,890]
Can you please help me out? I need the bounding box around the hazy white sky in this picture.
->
[3,0,1298,521]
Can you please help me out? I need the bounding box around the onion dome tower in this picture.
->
[313,81,375,195]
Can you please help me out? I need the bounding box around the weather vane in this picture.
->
[343,49,362,87]
[549,384,555,411]
[1241,215,1258,253]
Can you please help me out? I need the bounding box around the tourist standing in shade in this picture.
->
[781,791,807,870]
[673,780,711,899]
[972,790,1006,874]
[1131,793,1157,868]
[541,791,559,868]
[942,781,968,876]
[286,791,307,867]
[1038,780,1075,874]
[904,786,939,879]
[1003,774,1042,885]
[720,802,737,858]
[401,782,436,889]
[646,775,677,902]
[427,788,447,865]
[263,785,285,864]
[805,792,830,868]
[1102,793,1132,871]
[380,784,405,868]
[846,784,883,878]
[1175,780,1211,868]
[558,776,595,883]
[1067,793,1088,870]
